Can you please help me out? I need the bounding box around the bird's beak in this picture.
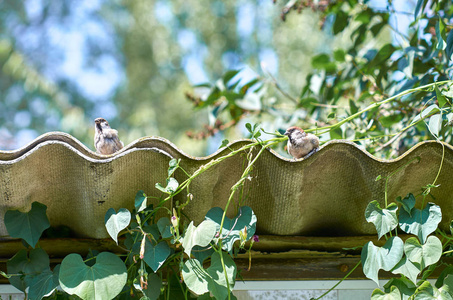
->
[284,130,289,136]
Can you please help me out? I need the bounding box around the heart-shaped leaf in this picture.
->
[138,273,162,300]
[155,177,179,194]
[414,280,451,299]
[59,252,127,300]
[157,217,173,239]
[371,286,401,300]
[205,206,257,253]
[361,236,404,285]
[143,239,171,272]
[182,220,217,257]
[365,201,399,239]
[4,202,50,248]
[439,274,453,298]
[399,203,442,243]
[7,248,50,292]
[168,159,180,177]
[384,278,416,300]
[404,236,442,270]
[182,252,236,300]
[391,256,420,285]
[397,194,416,216]
[104,208,131,244]
[135,190,147,212]
[28,265,60,300]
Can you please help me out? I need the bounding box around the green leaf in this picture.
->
[399,203,442,243]
[192,245,215,264]
[155,177,179,194]
[140,273,162,300]
[365,201,398,239]
[333,10,349,35]
[411,104,440,125]
[397,194,416,216]
[28,265,60,300]
[435,85,448,108]
[446,29,453,62]
[439,274,453,298]
[168,159,180,178]
[157,217,173,239]
[222,70,240,85]
[371,286,401,300]
[4,202,50,248]
[436,17,446,50]
[436,266,453,289]
[135,190,147,212]
[104,208,131,244]
[143,239,171,272]
[384,278,416,300]
[330,127,342,139]
[311,54,336,72]
[361,237,404,285]
[182,220,217,257]
[413,280,452,300]
[182,252,236,299]
[59,252,127,300]
[205,206,257,253]
[7,248,50,292]
[404,236,442,270]
[391,256,420,285]
[428,114,442,137]
[219,139,230,149]
[414,0,425,20]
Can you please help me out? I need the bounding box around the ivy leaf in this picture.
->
[391,256,420,285]
[28,265,60,300]
[4,202,50,248]
[371,286,401,300]
[104,208,131,244]
[182,252,236,300]
[219,139,230,149]
[182,220,217,257]
[411,104,439,125]
[157,217,173,239]
[399,203,442,243]
[365,201,398,239]
[361,236,404,285]
[168,159,180,178]
[134,190,147,212]
[404,236,442,270]
[7,248,50,292]
[59,252,127,300]
[414,280,451,299]
[396,194,416,216]
[384,278,416,300]
[205,206,257,253]
[428,113,442,137]
[139,273,162,300]
[143,240,171,272]
[439,274,453,298]
[155,177,179,194]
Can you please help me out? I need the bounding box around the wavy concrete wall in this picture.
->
[1,132,452,239]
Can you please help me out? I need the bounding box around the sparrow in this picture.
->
[94,118,123,155]
[284,126,319,159]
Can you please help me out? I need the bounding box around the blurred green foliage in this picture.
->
[0,0,334,156]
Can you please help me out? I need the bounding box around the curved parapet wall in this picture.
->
[1,132,452,239]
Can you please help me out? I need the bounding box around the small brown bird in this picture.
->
[94,118,123,155]
[284,126,319,159]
